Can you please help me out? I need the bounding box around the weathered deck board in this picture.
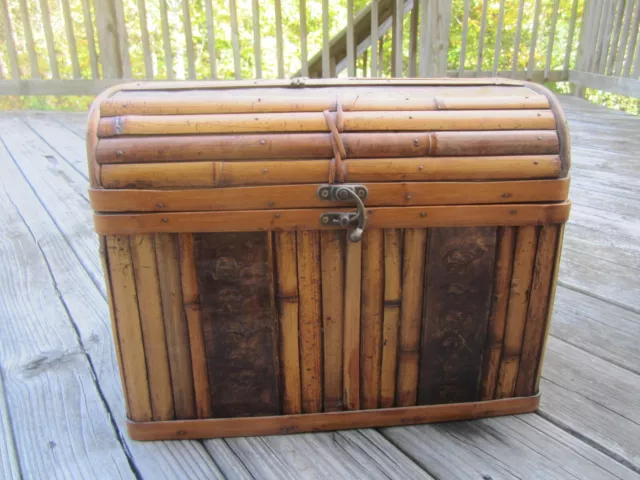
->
[0,374,21,480]
[0,95,639,478]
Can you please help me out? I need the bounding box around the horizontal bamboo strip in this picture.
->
[93,201,571,243]
[90,178,570,212]
[95,130,558,164]
[99,155,562,189]
[101,90,548,116]
[97,110,556,137]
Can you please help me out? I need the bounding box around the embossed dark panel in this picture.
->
[194,232,280,418]
[418,227,497,405]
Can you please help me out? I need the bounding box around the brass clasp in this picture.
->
[317,185,368,242]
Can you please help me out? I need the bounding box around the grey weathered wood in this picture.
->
[594,0,615,74]
[182,0,196,79]
[81,0,98,79]
[322,0,330,77]
[299,0,308,77]
[0,0,20,80]
[38,0,59,78]
[606,0,627,75]
[492,0,506,77]
[95,0,121,79]
[391,0,403,77]
[476,0,488,74]
[458,0,470,75]
[204,0,217,79]
[563,0,579,74]
[275,0,285,78]
[589,0,606,71]
[0,374,20,479]
[419,0,451,77]
[568,70,640,97]
[17,0,39,79]
[0,56,6,79]
[159,0,174,79]
[61,0,81,79]
[229,0,242,79]
[615,0,636,76]
[251,0,262,79]
[370,0,379,77]
[544,0,560,79]
[511,0,526,75]
[408,0,419,76]
[348,0,356,76]
[137,0,154,79]
[526,0,543,79]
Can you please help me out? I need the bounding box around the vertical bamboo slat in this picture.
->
[178,233,212,419]
[476,0,489,74]
[343,238,362,410]
[408,0,419,77]
[159,0,174,79]
[322,0,330,78]
[275,0,284,78]
[395,228,427,407]
[514,225,560,397]
[563,0,579,75]
[371,0,379,77]
[251,0,262,79]
[0,0,19,80]
[80,0,98,78]
[137,0,154,79]
[17,0,39,79]
[106,235,153,422]
[615,0,635,76]
[275,232,302,415]
[299,0,309,77]
[38,0,59,78]
[480,227,516,400]
[229,0,242,80]
[155,233,196,419]
[320,231,345,412]
[380,229,402,408]
[511,0,526,75]
[492,0,506,77]
[130,234,175,421]
[459,0,471,75]
[495,226,539,399]
[360,229,384,410]
[182,0,196,80]
[347,0,356,77]
[526,0,542,80]
[204,0,217,79]
[61,0,81,78]
[297,231,323,414]
[544,0,560,80]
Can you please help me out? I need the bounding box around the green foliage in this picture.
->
[0,0,637,114]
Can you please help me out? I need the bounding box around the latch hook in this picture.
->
[317,185,368,242]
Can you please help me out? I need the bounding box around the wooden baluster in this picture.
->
[544,0,560,80]
[17,0,39,79]
[476,0,488,74]
[511,0,526,76]
[229,0,242,79]
[251,0,262,79]
[275,0,284,78]
[300,0,308,77]
[138,0,154,79]
[182,0,196,79]
[204,0,217,79]
[526,0,543,80]
[492,0,506,77]
[159,0,174,79]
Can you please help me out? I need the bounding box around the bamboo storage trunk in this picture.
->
[88,78,570,441]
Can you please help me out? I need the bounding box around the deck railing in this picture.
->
[0,0,638,100]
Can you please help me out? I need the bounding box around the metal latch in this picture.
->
[317,185,368,242]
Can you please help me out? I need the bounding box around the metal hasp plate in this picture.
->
[317,184,368,242]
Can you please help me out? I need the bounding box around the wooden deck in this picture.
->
[0,96,639,479]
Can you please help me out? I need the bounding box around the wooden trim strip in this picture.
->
[90,178,570,212]
[126,395,540,441]
[93,202,572,235]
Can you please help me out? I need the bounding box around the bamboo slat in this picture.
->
[370,0,379,77]
[526,0,543,80]
[106,235,153,422]
[563,0,579,74]
[395,228,427,407]
[17,0,39,79]
[274,232,302,414]
[380,228,402,408]
[606,0,626,75]
[80,0,98,78]
[61,0,80,78]
[495,226,539,399]
[178,233,212,418]
[492,0,506,77]
[91,178,571,212]
[159,0,174,79]
[299,0,308,77]
[343,239,362,410]
[614,0,635,76]
[204,0,217,79]
[275,0,284,78]
[182,0,196,80]
[514,225,560,397]
[477,0,489,73]
[155,233,196,419]
[137,0,153,80]
[229,0,242,80]
[360,229,384,410]
[511,0,526,75]
[459,0,471,75]
[38,0,59,79]
[320,231,345,412]
[544,0,560,80]
[251,0,262,78]
[297,231,323,414]
[479,227,516,400]
[130,234,175,421]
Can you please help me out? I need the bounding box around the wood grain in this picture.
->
[343,239,362,410]
[418,227,497,405]
[380,229,403,408]
[320,231,345,412]
[130,234,175,421]
[395,228,428,407]
[495,226,539,398]
[359,229,384,410]
[195,232,280,417]
[274,232,302,415]
[178,233,213,418]
[479,227,516,400]
[296,231,323,414]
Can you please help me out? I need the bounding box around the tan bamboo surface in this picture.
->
[154,233,197,419]
[479,226,516,401]
[395,228,428,407]
[127,395,540,441]
[178,233,213,419]
[360,229,384,410]
[380,229,403,408]
[96,110,556,137]
[129,234,175,421]
[98,156,562,189]
[514,225,561,397]
[495,226,540,399]
[94,131,559,164]
[342,239,362,411]
[320,231,345,412]
[90,178,571,212]
[274,232,303,415]
[296,231,323,414]
[99,93,550,116]
[105,235,153,422]
[93,202,571,235]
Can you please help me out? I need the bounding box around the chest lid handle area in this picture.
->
[318,184,368,243]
